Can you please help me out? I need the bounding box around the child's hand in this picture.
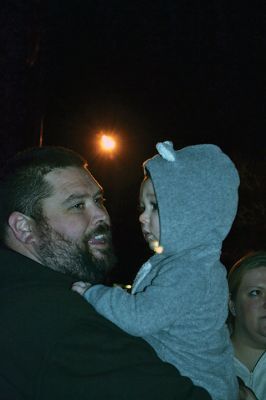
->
[72,281,91,296]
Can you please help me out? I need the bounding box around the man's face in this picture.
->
[139,177,160,251]
[34,166,116,283]
[233,267,266,348]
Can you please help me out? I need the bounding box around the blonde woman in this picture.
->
[228,251,266,400]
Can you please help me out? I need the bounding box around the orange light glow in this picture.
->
[100,134,116,152]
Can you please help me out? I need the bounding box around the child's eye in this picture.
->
[151,202,158,211]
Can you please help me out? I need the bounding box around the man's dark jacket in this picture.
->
[0,248,211,399]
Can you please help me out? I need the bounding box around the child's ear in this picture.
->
[8,211,36,244]
[229,298,236,317]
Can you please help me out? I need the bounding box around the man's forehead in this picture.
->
[44,166,102,195]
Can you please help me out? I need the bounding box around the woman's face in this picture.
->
[231,267,266,348]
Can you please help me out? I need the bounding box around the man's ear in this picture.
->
[229,298,236,317]
[8,212,36,244]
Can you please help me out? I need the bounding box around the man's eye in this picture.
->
[73,202,85,210]
[95,197,106,206]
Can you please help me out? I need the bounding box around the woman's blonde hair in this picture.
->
[228,251,266,299]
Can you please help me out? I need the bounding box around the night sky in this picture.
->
[1,2,266,283]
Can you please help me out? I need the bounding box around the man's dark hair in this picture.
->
[0,146,88,242]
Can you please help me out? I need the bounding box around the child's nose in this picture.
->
[139,211,148,224]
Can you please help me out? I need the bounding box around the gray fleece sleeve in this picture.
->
[82,260,198,336]
[83,285,172,336]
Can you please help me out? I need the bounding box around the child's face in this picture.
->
[139,178,160,251]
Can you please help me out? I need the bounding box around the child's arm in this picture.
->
[73,283,164,336]
[71,258,192,336]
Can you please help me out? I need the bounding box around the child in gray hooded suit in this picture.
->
[73,141,239,400]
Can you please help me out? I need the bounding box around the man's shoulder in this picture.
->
[0,247,111,336]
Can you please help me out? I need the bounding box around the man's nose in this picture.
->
[90,204,110,225]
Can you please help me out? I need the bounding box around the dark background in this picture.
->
[1,1,266,283]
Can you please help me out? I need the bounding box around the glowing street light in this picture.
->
[100,134,116,152]
[95,132,119,160]
[90,131,120,164]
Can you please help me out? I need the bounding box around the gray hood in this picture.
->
[144,142,240,255]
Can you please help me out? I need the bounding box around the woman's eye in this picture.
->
[249,289,261,297]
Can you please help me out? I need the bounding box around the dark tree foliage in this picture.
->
[0,1,43,164]
[222,152,266,269]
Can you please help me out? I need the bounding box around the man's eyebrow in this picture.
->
[62,193,87,205]
[62,189,104,205]
[93,188,104,197]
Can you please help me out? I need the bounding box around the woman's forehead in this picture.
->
[241,266,266,286]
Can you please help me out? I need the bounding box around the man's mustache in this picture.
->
[86,223,112,242]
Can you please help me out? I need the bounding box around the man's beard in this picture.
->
[37,218,117,284]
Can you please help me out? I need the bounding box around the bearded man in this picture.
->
[0,146,211,400]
